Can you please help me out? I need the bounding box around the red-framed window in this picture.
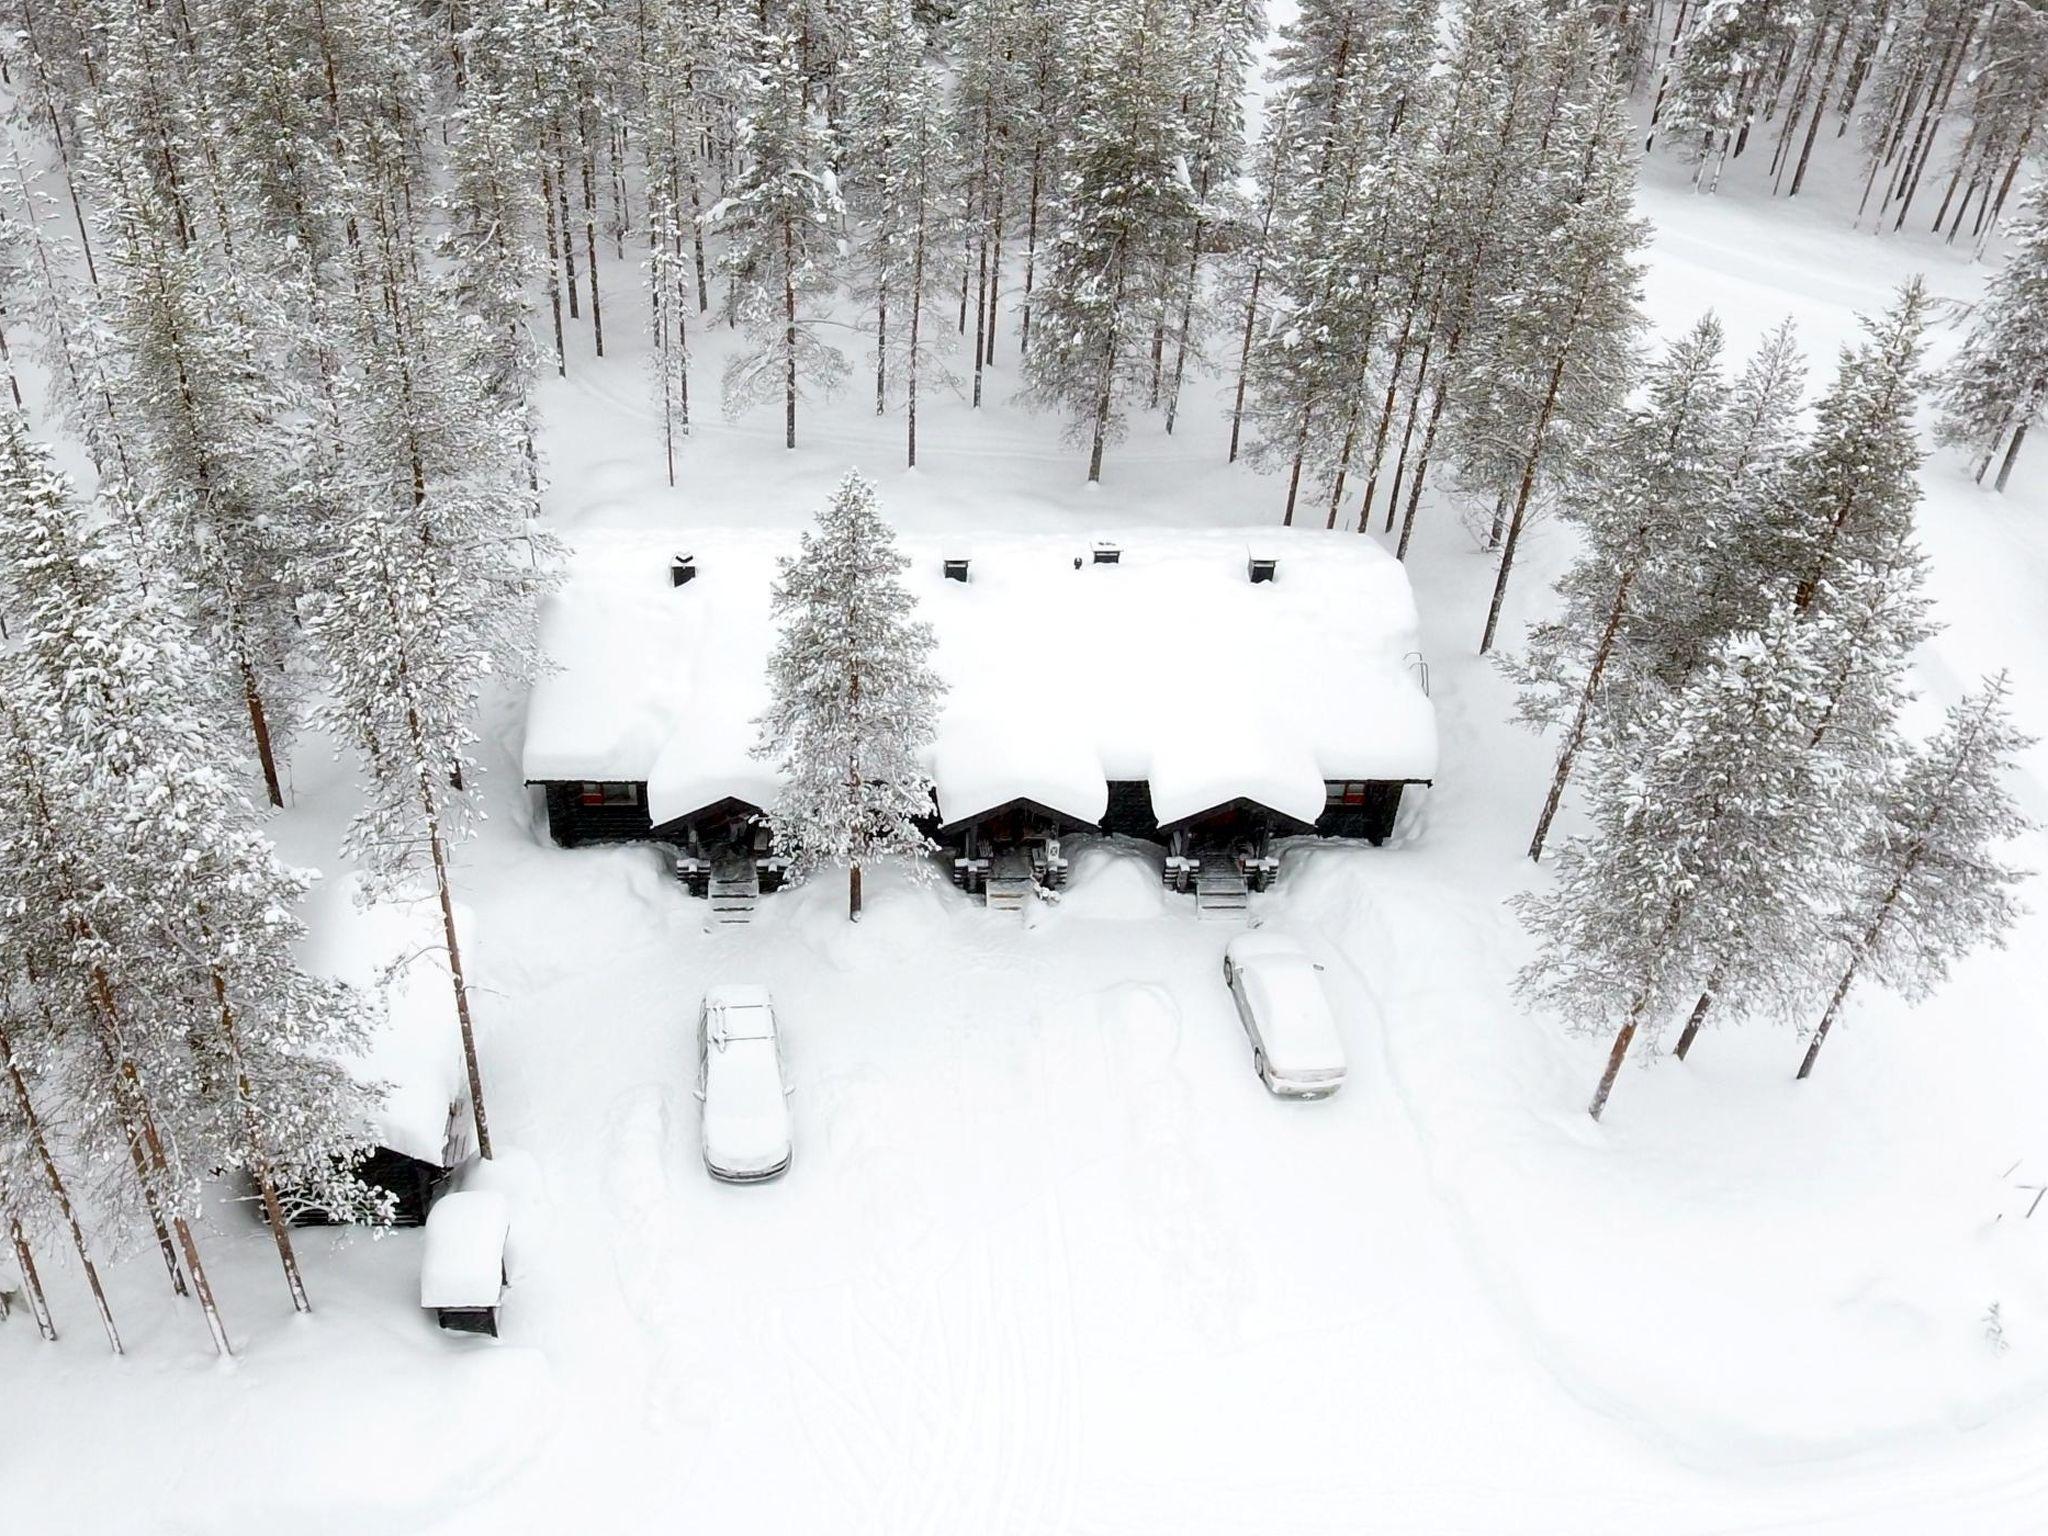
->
[579,781,643,807]
[1325,781,1368,807]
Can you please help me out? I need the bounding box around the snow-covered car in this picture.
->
[1222,932,1348,1098]
[696,984,793,1182]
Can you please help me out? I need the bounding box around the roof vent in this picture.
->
[943,556,970,583]
[1248,554,1278,584]
[670,553,696,587]
[1091,541,1121,566]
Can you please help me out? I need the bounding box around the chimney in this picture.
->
[1091,541,1121,566]
[1247,554,1278,584]
[943,556,971,583]
[670,553,696,587]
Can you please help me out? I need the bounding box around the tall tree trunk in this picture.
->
[0,1014,121,1352]
[429,814,492,1161]
[1481,344,1575,654]
[541,161,567,374]
[1797,946,1864,1079]
[1672,972,1719,1060]
[783,216,798,450]
[203,942,310,1313]
[1588,995,1650,1120]
[1396,372,1451,561]
[581,125,604,357]
[1529,553,1643,860]
[1993,417,2029,492]
[6,1219,55,1341]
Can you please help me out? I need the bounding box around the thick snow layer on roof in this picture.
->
[305,876,471,1168]
[420,1191,510,1309]
[523,527,1436,827]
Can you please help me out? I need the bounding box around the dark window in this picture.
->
[1326,781,1368,807]
[580,781,642,807]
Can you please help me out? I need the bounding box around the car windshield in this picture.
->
[709,1006,775,1046]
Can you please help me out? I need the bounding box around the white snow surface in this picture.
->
[522,526,1437,829]
[419,1192,510,1310]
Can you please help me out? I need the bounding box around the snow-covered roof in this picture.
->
[523,527,1437,828]
[419,1191,510,1309]
[305,875,473,1169]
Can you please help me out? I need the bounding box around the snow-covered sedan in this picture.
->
[696,985,793,1182]
[1222,932,1348,1099]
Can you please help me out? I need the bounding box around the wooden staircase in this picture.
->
[985,849,1036,913]
[708,852,760,924]
[1193,858,1250,920]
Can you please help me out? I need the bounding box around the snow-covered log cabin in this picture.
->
[522,528,1437,911]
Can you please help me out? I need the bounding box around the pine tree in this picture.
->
[303,200,557,1162]
[1939,180,2048,492]
[1465,59,1646,655]
[1517,606,1854,1120]
[841,0,960,464]
[1159,0,1261,435]
[754,472,946,920]
[1020,0,1196,481]
[714,28,847,449]
[942,0,1024,407]
[1797,674,2032,1079]
[1772,279,1930,616]
[1514,314,1731,862]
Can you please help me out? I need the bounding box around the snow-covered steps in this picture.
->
[984,849,1036,913]
[708,854,760,924]
[1194,864,1250,920]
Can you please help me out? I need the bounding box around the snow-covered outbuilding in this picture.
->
[420,1190,510,1337]
[523,527,1437,909]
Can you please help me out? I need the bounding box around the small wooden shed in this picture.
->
[421,1191,511,1338]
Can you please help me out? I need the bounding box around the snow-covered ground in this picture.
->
[8,133,2048,1535]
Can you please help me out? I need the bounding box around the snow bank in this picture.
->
[420,1191,511,1310]
[523,527,1437,829]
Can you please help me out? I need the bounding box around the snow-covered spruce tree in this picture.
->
[714,28,847,449]
[1796,673,2032,1079]
[0,155,129,484]
[1658,0,1804,189]
[1242,0,1437,525]
[1939,180,2048,492]
[943,0,1024,406]
[1020,0,1197,482]
[1464,63,1646,655]
[1383,0,1550,557]
[1513,314,1732,862]
[1159,0,1261,435]
[1516,605,1855,1121]
[444,0,550,457]
[0,429,234,1350]
[840,0,959,465]
[754,472,946,921]
[636,0,737,483]
[81,14,306,810]
[1670,527,1936,1062]
[2,417,388,1320]
[1652,318,1809,683]
[1008,0,1078,363]
[59,508,387,1312]
[1772,279,1931,616]
[305,169,557,1162]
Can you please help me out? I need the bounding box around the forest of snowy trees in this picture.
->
[0,0,2038,1357]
